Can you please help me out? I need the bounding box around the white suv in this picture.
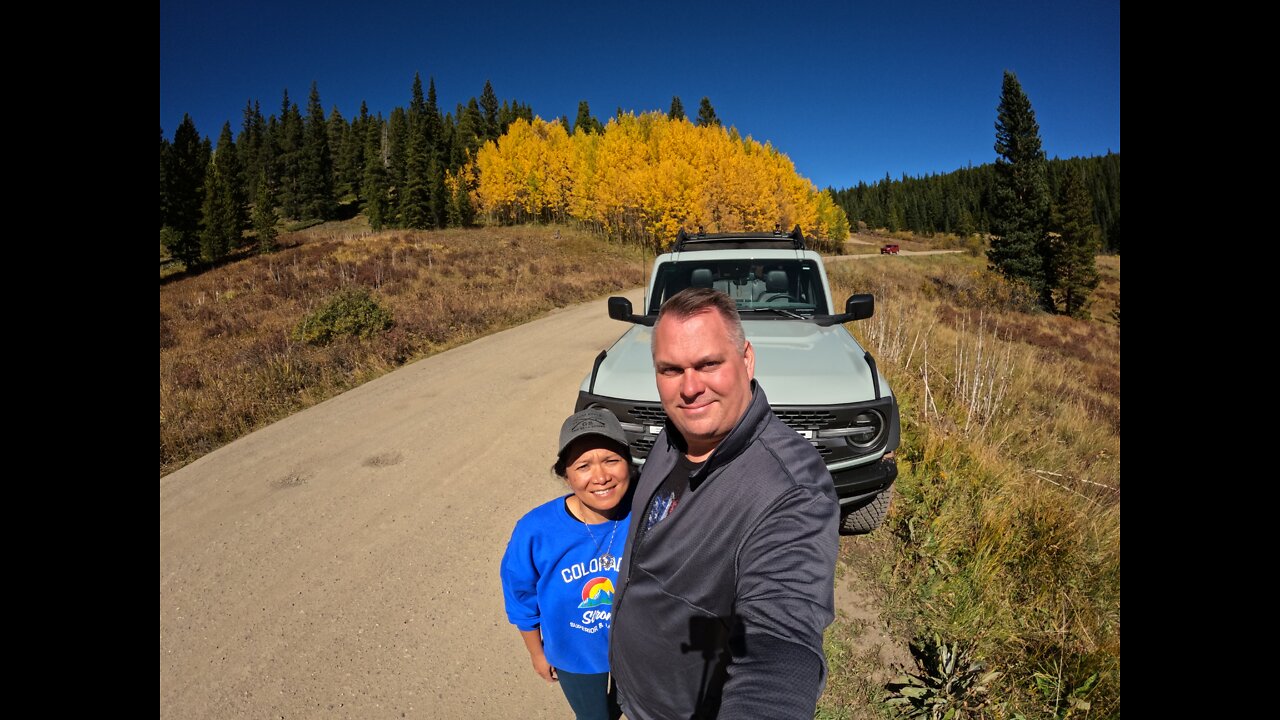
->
[575,227,900,533]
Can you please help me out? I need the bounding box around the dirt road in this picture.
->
[160,289,649,719]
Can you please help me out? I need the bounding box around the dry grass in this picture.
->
[826,253,1120,718]
[1090,255,1121,326]
[159,223,645,476]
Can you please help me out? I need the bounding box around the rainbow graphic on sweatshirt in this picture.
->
[578,577,616,608]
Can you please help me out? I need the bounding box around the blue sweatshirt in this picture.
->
[500,496,631,674]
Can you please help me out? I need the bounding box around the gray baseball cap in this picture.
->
[557,407,630,464]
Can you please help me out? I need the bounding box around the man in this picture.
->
[610,288,839,719]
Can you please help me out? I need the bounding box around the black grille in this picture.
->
[626,406,668,425]
[774,409,835,430]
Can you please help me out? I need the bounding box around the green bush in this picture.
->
[292,287,393,346]
[885,634,999,719]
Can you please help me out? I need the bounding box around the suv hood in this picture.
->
[583,319,891,405]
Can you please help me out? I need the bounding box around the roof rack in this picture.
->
[673,224,806,251]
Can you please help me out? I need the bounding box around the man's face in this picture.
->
[652,309,755,460]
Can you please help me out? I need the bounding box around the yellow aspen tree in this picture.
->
[470,109,846,250]
[593,114,648,241]
[649,118,702,243]
[533,119,573,222]
[813,190,851,252]
[474,135,517,223]
[569,129,602,230]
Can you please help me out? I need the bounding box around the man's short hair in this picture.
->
[654,288,746,352]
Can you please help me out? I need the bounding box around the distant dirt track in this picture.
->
[829,249,964,260]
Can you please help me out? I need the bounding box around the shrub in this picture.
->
[292,287,393,346]
[885,634,999,719]
[927,267,1040,314]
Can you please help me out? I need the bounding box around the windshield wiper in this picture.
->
[741,307,808,319]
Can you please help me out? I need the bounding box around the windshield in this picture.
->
[647,258,828,316]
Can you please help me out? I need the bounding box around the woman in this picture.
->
[500,407,632,720]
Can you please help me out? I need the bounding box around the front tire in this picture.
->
[839,488,891,535]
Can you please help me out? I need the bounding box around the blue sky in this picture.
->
[160,0,1119,190]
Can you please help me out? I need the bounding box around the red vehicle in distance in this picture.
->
[880,244,899,255]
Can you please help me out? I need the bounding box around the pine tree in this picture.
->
[442,112,457,168]
[498,100,513,134]
[426,78,445,158]
[513,101,534,124]
[253,168,279,253]
[409,72,427,118]
[277,92,305,219]
[214,122,248,239]
[401,74,434,228]
[339,102,368,198]
[363,116,390,231]
[162,114,207,267]
[301,81,336,220]
[1049,165,1101,317]
[455,98,484,163]
[249,101,274,201]
[199,161,236,263]
[427,78,449,227]
[988,71,1051,307]
[574,101,602,135]
[452,173,475,227]
[327,105,349,196]
[480,80,500,141]
[390,108,413,223]
[160,127,170,229]
[668,96,686,121]
[496,100,532,135]
[695,97,720,127]
[401,129,432,228]
[238,100,267,198]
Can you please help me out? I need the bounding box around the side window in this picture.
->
[798,263,825,308]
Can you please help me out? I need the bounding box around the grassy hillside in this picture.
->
[160,223,645,476]
[818,251,1120,719]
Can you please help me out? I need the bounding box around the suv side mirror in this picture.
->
[814,293,874,326]
[844,294,874,320]
[608,297,656,326]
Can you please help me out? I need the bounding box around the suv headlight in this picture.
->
[817,410,885,450]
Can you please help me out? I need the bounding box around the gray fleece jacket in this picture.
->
[610,381,839,720]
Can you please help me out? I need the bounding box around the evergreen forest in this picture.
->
[830,152,1120,253]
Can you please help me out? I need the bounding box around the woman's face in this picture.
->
[562,437,630,521]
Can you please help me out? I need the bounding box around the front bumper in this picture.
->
[832,454,898,506]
